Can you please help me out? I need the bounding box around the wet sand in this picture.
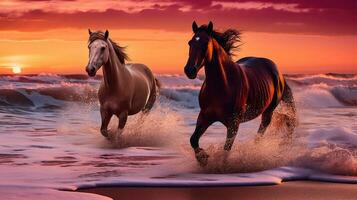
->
[78,181,357,200]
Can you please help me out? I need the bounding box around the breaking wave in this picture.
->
[1,73,355,108]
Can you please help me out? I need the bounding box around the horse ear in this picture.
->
[88,29,92,35]
[207,21,213,35]
[104,30,109,40]
[192,21,198,33]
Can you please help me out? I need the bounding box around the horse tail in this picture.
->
[154,77,161,94]
[282,80,296,113]
[143,77,160,113]
[281,79,298,136]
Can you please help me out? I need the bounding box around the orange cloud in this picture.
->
[0,0,356,74]
[0,0,356,35]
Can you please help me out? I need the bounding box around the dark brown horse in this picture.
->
[184,21,297,166]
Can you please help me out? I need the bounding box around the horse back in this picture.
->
[127,63,155,85]
[99,63,156,115]
[236,57,285,120]
[126,63,156,111]
[198,61,247,122]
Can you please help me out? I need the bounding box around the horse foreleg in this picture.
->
[100,107,113,138]
[190,112,212,167]
[224,119,239,151]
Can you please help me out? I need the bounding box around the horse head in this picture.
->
[86,29,110,77]
[184,21,214,79]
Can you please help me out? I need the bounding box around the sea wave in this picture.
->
[0,73,355,108]
[0,86,97,108]
[0,73,355,194]
[286,73,357,87]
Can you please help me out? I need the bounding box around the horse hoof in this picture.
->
[195,149,209,167]
[101,129,109,138]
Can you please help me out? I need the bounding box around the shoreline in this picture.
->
[77,181,357,200]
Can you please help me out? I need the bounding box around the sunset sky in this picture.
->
[0,0,356,74]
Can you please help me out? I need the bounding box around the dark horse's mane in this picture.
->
[89,31,129,64]
[198,25,242,57]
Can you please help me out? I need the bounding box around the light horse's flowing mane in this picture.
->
[89,31,129,64]
[199,25,242,57]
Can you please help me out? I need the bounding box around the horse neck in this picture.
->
[204,40,236,89]
[102,41,129,90]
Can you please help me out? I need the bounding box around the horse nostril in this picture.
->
[189,67,196,75]
[86,66,96,76]
[184,67,189,75]
[184,66,197,78]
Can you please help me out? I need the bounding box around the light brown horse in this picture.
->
[184,21,297,166]
[86,30,159,138]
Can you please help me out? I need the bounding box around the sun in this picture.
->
[12,66,22,74]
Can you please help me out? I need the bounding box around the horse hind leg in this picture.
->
[281,82,298,140]
[142,78,159,114]
[224,114,240,151]
[142,91,156,114]
[256,82,297,142]
[117,111,128,132]
[115,111,128,142]
[256,110,273,141]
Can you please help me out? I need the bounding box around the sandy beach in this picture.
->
[78,181,357,200]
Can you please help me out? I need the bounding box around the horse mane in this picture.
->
[198,25,242,57]
[88,31,129,64]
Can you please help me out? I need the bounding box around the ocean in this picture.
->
[0,73,356,199]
